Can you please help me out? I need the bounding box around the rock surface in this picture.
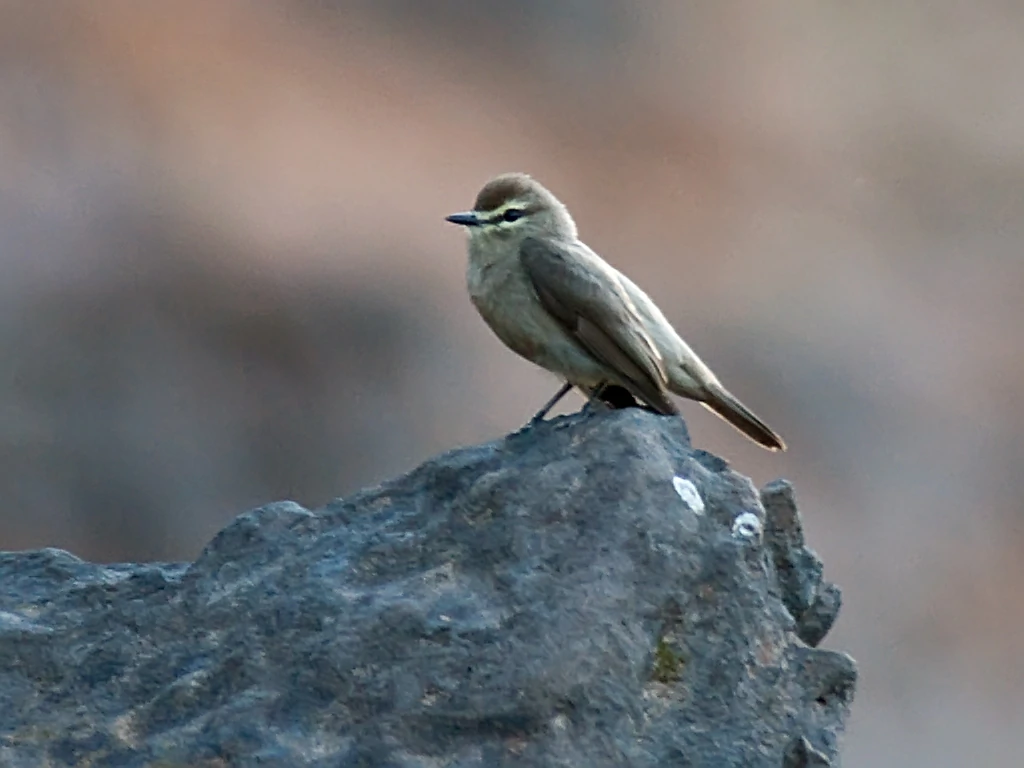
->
[0,409,855,767]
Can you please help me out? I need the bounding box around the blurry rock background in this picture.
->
[0,1,1020,765]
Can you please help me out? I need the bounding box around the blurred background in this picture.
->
[1,1,1021,764]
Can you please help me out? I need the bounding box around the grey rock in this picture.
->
[783,735,833,767]
[0,409,855,767]
[761,480,843,647]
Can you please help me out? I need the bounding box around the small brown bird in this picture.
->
[446,173,785,451]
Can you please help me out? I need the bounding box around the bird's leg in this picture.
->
[592,383,640,410]
[527,381,574,426]
[581,383,614,417]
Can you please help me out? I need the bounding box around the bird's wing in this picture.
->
[519,237,678,415]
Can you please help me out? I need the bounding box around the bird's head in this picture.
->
[446,173,578,245]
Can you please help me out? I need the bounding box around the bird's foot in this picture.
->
[593,383,640,410]
[524,381,573,428]
[580,383,639,419]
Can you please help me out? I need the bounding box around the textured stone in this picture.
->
[0,409,855,766]
[783,735,833,767]
[761,480,844,648]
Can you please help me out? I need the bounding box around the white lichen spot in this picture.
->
[112,710,139,747]
[672,476,705,514]
[732,512,762,539]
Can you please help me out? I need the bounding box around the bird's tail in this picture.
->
[700,383,786,451]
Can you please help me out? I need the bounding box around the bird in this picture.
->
[445,172,785,451]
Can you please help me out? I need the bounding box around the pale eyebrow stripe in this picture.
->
[478,201,531,226]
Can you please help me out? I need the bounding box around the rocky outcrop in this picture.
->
[0,409,855,767]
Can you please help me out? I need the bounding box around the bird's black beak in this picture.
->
[445,211,481,227]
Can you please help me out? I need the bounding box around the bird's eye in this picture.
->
[502,208,525,223]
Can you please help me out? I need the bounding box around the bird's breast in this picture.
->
[466,259,606,387]
[468,265,545,360]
